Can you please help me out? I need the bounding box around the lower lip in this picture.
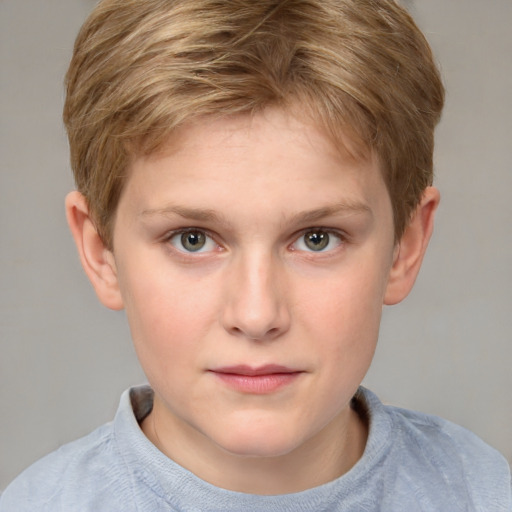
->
[212,372,301,394]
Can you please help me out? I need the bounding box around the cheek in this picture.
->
[316,292,380,366]
[118,265,218,374]
[301,263,386,330]
[298,264,386,372]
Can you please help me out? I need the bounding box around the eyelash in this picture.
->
[166,228,220,254]
[291,228,345,253]
[164,227,347,255]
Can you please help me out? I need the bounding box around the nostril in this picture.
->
[229,325,283,342]
[266,327,281,338]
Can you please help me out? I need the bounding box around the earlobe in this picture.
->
[65,191,124,311]
[384,187,440,305]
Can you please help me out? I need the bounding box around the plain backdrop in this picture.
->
[1,0,511,490]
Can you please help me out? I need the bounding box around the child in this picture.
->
[1,0,510,509]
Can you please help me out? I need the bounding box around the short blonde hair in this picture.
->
[64,0,444,247]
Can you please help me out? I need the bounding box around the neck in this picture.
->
[141,397,368,495]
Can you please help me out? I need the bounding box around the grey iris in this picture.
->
[181,231,206,251]
[304,231,329,251]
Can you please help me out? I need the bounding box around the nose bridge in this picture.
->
[222,247,289,341]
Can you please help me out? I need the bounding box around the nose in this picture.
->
[221,251,291,342]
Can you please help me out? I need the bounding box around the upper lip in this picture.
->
[210,365,301,376]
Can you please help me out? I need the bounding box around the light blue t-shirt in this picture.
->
[1,386,510,511]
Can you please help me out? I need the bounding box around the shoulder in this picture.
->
[0,421,130,512]
[354,388,511,510]
[384,399,511,509]
[388,402,509,466]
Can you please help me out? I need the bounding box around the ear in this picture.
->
[65,191,124,310]
[384,187,440,305]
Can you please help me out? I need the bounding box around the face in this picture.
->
[110,108,397,479]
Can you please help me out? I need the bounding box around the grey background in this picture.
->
[1,0,511,490]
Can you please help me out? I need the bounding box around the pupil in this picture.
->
[305,231,329,251]
[181,231,205,251]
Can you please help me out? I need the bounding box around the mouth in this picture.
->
[209,365,303,394]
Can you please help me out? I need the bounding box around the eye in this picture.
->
[293,229,343,252]
[168,230,217,253]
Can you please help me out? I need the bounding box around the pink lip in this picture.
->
[209,365,303,394]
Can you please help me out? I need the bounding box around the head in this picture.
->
[64,0,444,248]
[64,0,444,492]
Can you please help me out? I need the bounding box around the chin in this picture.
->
[222,440,299,459]
[212,423,306,459]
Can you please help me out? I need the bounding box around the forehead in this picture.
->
[120,108,390,227]
[136,108,373,178]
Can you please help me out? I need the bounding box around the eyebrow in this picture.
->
[290,202,372,225]
[139,201,372,226]
[140,205,222,222]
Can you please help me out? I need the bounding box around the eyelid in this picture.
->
[162,226,347,254]
[290,227,347,253]
[165,227,220,254]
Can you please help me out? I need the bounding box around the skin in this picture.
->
[66,107,439,494]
